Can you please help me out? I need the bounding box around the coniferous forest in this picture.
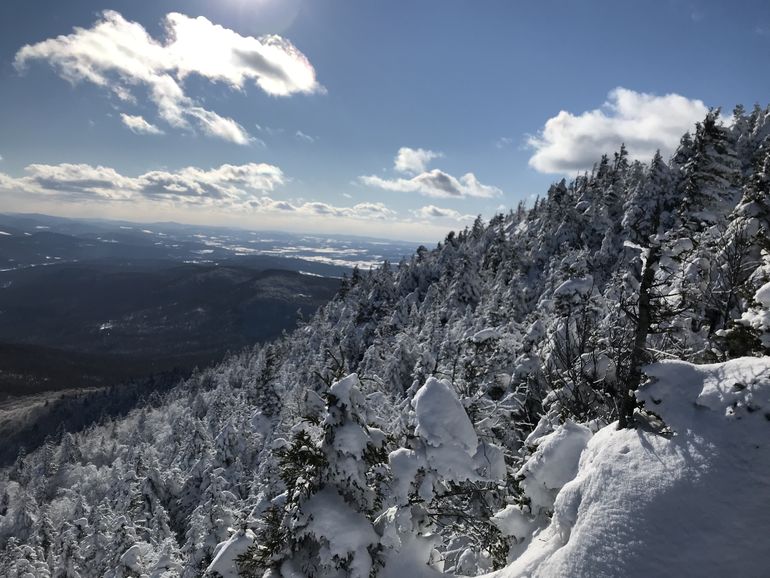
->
[2,106,770,577]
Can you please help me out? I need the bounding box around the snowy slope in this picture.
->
[488,357,770,578]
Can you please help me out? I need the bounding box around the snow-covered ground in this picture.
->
[203,358,770,578]
[485,357,770,578]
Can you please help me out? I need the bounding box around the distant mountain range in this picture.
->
[0,213,420,397]
[0,212,420,273]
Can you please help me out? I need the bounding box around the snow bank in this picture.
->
[487,357,770,578]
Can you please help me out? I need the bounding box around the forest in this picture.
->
[1,105,769,577]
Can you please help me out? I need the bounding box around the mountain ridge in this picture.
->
[2,104,770,577]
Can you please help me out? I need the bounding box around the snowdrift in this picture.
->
[489,357,770,578]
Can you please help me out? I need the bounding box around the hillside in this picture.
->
[1,105,770,577]
[0,214,417,401]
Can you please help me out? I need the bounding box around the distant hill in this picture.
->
[0,215,420,399]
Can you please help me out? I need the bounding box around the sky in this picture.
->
[0,0,768,242]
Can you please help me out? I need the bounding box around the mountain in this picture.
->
[0,216,418,401]
[0,264,340,394]
[0,213,419,272]
[1,105,770,577]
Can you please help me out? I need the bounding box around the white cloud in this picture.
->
[361,169,502,199]
[295,130,316,143]
[0,162,284,205]
[394,147,442,174]
[527,87,709,174]
[120,113,164,135]
[362,147,502,199]
[495,137,513,149]
[187,108,251,145]
[259,200,395,220]
[414,205,474,221]
[0,162,396,222]
[14,10,322,144]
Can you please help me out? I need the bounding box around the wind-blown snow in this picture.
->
[486,357,770,578]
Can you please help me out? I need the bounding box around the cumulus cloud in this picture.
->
[394,147,442,174]
[414,205,474,221]
[303,201,394,220]
[0,162,396,222]
[0,162,284,205]
[14,10,322,144]
[527,87,709,174]
[256,199,394,220]
[362,147,501,199]
[120,113,164,135]
[361,169,501,199]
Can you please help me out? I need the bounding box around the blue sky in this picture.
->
[0,0,768,241]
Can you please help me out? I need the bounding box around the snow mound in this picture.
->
[517,420,592,513]
[413,377,478,454]
[488,357,770,578]
[206,529,256,578]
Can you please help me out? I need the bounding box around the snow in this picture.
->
[756,280,770,308]
[389,377,506,514]
[379,533,445,578]
[517,420,592,513]
[329,373,360,409]
[389,448,422,504]
[471,328,501,343]
[119,544,144,572]
[332,421,370,458]
[490,505,537,540]
[670,237,694,255]
[553,276,593,300]
[296,487,379,578]
[413,377,478,454]
[485,357,770,578]
[206,529,256,578]
[740,281,770,347]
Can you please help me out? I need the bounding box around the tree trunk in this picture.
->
[619,245,660,429]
